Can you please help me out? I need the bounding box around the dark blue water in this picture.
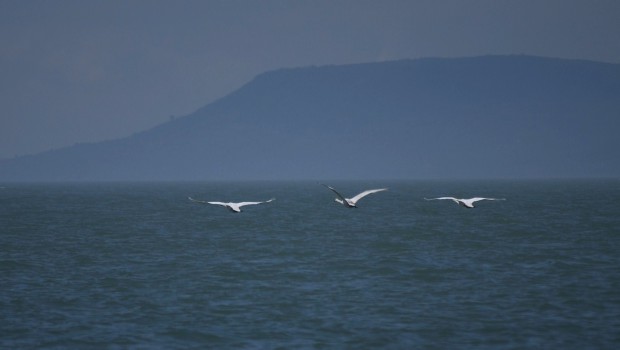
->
[1,180,619,349]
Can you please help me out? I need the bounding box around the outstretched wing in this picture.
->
[188,196,209,204]
[424,197,458,201]
[236,198,276,208]
[469,197,505,203]
[320,184,347,202]
[350,188,388,204]
[188,197,227,207]
[459,197,505,208]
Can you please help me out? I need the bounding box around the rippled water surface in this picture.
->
[1,180,619,349]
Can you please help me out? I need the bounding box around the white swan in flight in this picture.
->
[188,197,275,213]
[424,197,505,209]
[321,183,387,208]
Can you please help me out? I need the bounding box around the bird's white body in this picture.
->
[425,197,505,209]
[321,184,387,208]
[188,197,275,213]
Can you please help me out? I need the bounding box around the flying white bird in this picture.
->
[321,183,387,208]
[188,197,275,213]
[424,197,505,209]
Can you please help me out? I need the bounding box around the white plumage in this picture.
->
[321,183,387,208]
[188,197,275,213]
[424,197,505,209]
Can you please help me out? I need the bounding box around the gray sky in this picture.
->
[2,0,619,159]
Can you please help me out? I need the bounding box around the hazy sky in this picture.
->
[1,0,619,159]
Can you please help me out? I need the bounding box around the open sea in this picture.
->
[1,180,619,349]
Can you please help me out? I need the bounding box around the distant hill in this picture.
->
[1,55,619,181]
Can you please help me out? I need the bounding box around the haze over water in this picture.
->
[1,180,619,348]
